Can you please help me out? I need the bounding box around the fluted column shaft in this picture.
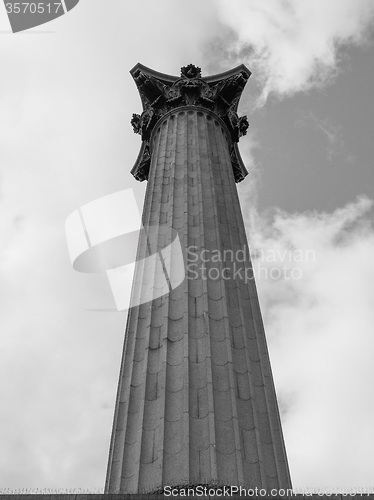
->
[105,107,291,493]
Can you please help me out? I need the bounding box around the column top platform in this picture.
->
[129,63,251,183]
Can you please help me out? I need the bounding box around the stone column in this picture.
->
[105,64,292,493]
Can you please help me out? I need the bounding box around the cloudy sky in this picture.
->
[1,0,374,492]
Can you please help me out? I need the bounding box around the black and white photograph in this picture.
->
[1,0,374,496]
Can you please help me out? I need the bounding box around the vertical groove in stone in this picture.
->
[192,111,218,485]
[215,119,246,487]
[183,112,191,485]
[216,122,265,486]
[181,112,190,485]
[188,111,198,482]
[207,117,244,486]
[106,108,291,493]
[155,114,175,489]
[125,120,167,492]
[151,122,169,490]
[161,114,177,487]
[120,201,160,491]
[161,112,189,487]
[188,112,211,484]
[137,116,175,491]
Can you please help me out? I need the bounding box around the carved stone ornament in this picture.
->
[180,64,202,79]
[130,63,251,182]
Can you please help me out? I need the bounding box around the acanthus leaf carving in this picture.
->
[131,64,251,182]
[130,141,151,182]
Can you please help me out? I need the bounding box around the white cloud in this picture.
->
[240,193,374,488]
[210,0,374,102]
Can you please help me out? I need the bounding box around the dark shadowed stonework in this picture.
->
[3,496,374,500]
[104,64,291,494]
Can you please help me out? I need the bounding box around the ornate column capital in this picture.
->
[130,63,251,183]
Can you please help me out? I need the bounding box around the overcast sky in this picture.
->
[1,0,374,493]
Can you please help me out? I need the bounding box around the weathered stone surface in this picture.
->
[1,495,374,500]
[105,66,291,494]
